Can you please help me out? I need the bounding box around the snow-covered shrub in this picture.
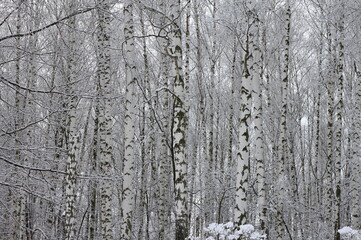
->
[201,222,266,240]
[338,226,361,240]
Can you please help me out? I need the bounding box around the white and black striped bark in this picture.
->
[205,0,217,224]
[325,19,336,239]
[158,4,171,237]
[276,2,291,239]
[64,122,81,240]
[88,98,99,240]
[64,9,79,240]
[137,7,151,240]
[96,1,113,239]
[351,63,361,229]
[169,1,189,239]
[334,2,344,239]
[234,0,259,226]
[122,1,136,238]
[253,15,266,234]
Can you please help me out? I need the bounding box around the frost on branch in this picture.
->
[338,227,361,240]
[187,222,266,240]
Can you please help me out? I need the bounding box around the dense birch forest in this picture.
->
[1,0,361,239]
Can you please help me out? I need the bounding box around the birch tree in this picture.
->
[275,1,291,239]
[169,1,189,239]
[325,6,336,238]
[158,1,172,238]
[13,1,26,238]
[334,2,344,239]
[252,10,266,235]
[122,0,136,238]
[351,63,361,229]
[96,0,114,239]
[234,0,258,226]
[64,3,80,238]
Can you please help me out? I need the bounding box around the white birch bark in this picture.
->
[158,67,170,240]
[48,31,66,240]
[89,92,100,240]
[169,1,189,239]
[122,1,136,238]
[205,0,217,224]
[158,4,171,237]
[64,121,81,240]
[276,2,291,239]
[351,63,361,229]
[96,1,113,239]
[234,0,258,226]
[64,8,79,240]
[334,2,344,239]
[138,5,156,239]
[252,14,266,234]
[137,8,151,240]
[325,19,336,239]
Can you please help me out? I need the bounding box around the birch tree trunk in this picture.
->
[276,2,291,238]
[122,1,136,238]
[252,13,266,234]
[137,6,151,240]
[64,6,80,239]
[158,4,171,238]
[234,0,258,226]
[169,1,189,239]
[96,1,113,239]
[154,3,169,239]
[351,63,361,229]
[89,98,100,240]
[13,1,26,238]
[205,0,217,224]
[334,2,344,239]
[325,18,336,239]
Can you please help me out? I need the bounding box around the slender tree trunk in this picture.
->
[156,2,171,239]
[48,31,65,240]
[234,0,259,226]
[64,7,80,239]
[12,1,25,238]
[21,4,39,237]
[325,19,335,240]
[253,16,266,235]
[334,2,344,239]
[122,1,137,238]
[158,25,171,240]
[139,6,152,240]
[351,63,361,229]
[275,2,291,239]
[169,1,189,239]
[205,0,217,224]
[89,96,100,240]
[96,1,113,239]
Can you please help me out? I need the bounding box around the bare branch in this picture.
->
[0,7,17,28]
[0,156,67,175]
[0,7,95,43]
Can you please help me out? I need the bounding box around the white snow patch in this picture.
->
[301,116,308,126]
[202,222,265,240]
[250,231,267,239]
[338,227,361,240]
[237,224,254,234]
